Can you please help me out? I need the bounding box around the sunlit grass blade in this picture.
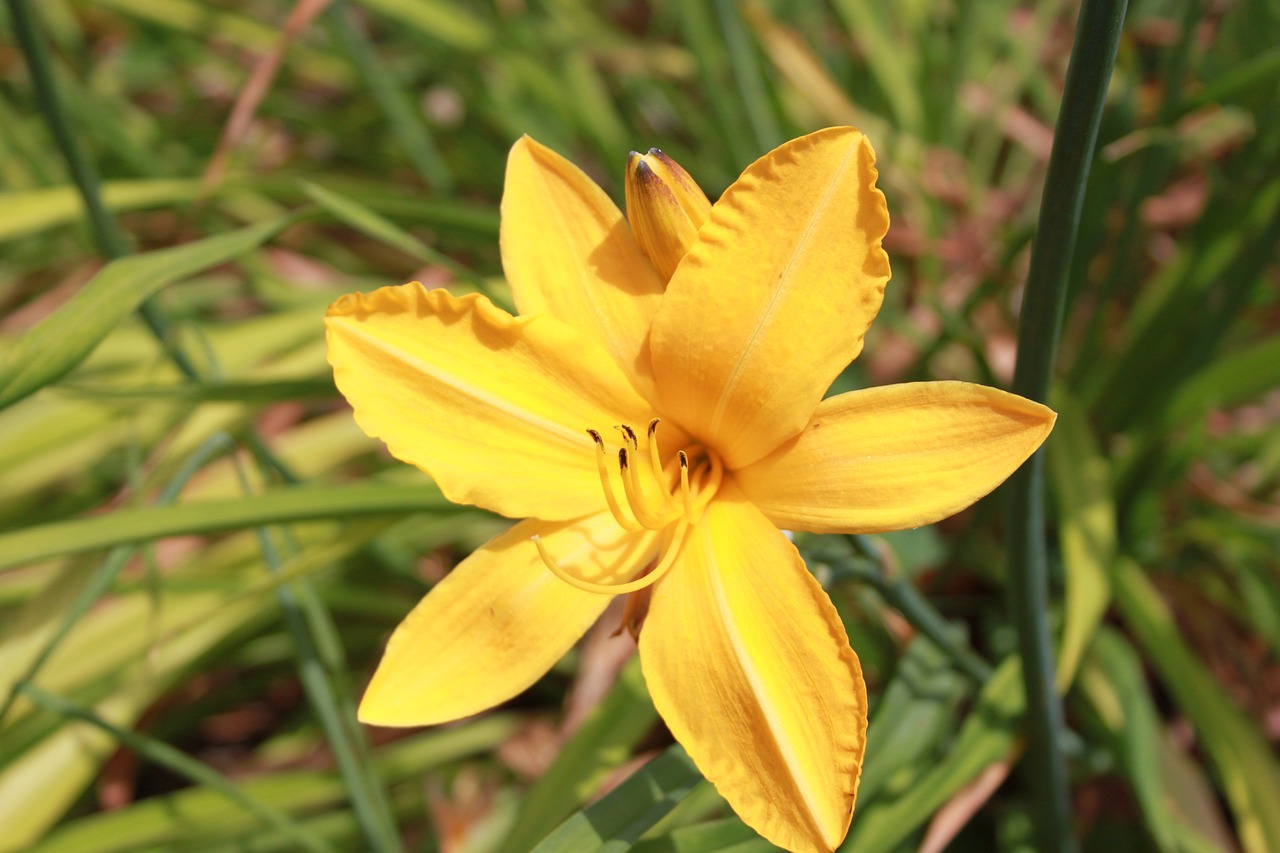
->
[1047,394,1114,687]
[500,658,659,853]
[18,684,335,853]
[0,432,235,726]
[0,216,294,409]
[1077,628,1226,853]
[0,482,452,571]
[855,636,970,809]
[843,658,1024,853]
[530,746,704,852]
[0,180,207,243]
[28,716,518,853]
[1113,559,1280,853]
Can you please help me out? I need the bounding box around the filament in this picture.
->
[587,429,639,531]
[533,523,688,595]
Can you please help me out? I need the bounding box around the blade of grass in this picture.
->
[1113,559,1280,853]
[326,0,453,191]
[0,481,452,571]
[499,657,660,853]
[530,746,704,853]
[18,684,335,853]
[0,432,235,727]
[29,716,518,853]
[1047,394,1114,687]
[1002,1,1128,848]
[229,455,401,853]
[0,216,294,409]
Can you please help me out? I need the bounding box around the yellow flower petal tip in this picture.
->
[328,127,1056,852]
[624,147,713,281]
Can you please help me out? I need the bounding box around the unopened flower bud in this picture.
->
[624,148,712,282]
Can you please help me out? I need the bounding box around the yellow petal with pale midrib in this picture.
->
[649,127,891,470]
[501,136,664,395]
[325,283,654,521]
[736,381,1056,533]
[639,485,867,853]
[360,512,658,727]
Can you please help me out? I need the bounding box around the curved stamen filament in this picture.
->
[619,448,679,528]
[677,451,693,520]
[587,429,640,531]
[646,419,674,503]
[533,523,689,595]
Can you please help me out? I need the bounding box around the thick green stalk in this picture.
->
[1004,1,1128,850]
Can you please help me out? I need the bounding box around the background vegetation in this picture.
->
[1,0,1277,850]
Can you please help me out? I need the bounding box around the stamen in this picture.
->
[677,451,694,520]
[587,429,639,531]
[615,424,639,448]
[533,524,688,595]
[646,419,674,502]
[619,448,677,528]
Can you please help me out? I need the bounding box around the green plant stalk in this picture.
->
[845,537,993,684]
[19,684,336,853]
[1004,1,1128,850]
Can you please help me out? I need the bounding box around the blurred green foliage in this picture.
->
[0,0,1277,851]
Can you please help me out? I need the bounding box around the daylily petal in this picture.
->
[326,283,655,521]
[501,136,665,392]
[736,381,1057,533]
[648,127,891,469]
[639,484,867,853]
[359,513,659,727]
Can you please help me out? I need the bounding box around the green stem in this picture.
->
[1005,1,1128,850]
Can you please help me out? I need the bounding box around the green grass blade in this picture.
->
[326,1,453,191]
[531,746,703,852]
[1047,395,1114,686]
[0,482,451,571]
[0,216,293,409]
[231,458,400,853]
[1077,629,1225,853]
[18,684,335,853]
[1113,559,1280,853]
[500,658,659,853]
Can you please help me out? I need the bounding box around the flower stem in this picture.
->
[1005,1,1128,851]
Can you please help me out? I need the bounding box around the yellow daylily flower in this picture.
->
[325,127,1055,853]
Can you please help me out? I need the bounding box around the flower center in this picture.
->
[533,419,723,595]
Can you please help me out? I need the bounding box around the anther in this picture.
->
[588,429,639,531]
[617,424,639,446]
